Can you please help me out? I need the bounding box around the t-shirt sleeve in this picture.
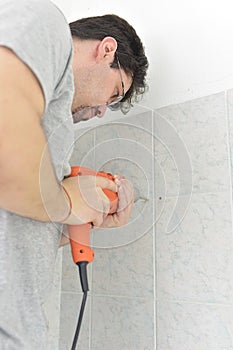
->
[0,0,73,112]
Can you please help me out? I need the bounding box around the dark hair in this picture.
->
[69,14,149,113]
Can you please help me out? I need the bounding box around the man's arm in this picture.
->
[0,46,71,221]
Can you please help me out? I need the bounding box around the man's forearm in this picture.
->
[0,147,71,222]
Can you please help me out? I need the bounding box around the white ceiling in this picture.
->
[52,0,233,108]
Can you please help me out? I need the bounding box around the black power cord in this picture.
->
[71,292,87,350]
[71,261,89,350]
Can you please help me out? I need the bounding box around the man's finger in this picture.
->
[95,175,117,192]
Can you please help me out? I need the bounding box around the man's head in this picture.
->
[69,14,149,122]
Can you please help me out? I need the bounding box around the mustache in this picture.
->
[72,106,102,123]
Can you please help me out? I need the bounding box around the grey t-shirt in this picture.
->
[0,0,74,348]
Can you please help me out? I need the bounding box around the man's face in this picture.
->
[71,58,132,123]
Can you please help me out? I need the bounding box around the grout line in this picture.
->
[89,128,96,350]
[61,291,233,308]
[224,90,233,241]
[152,107,157,350]
[88,262,93,350]
[159,189,233,199]
[91,293,153,300]
[57,250,63,350]
[156,297,233,307]
[89,260,93,350]
[60,290,233,307]
[89,294,92,350]
[60,290,84,295]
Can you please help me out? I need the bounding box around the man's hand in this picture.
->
[61,175,117,226]
[94,174,134,228]
[59,174,134,247]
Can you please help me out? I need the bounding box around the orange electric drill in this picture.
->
[67,166,118,350]
[68,166,118,264]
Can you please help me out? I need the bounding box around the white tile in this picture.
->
[59,292,91,350]
[93,113,155,248]
[227,88,233,110]
[91,295,155,350]
[156,192,233,303]
[153,112,193,198]
[226,88,233,193]
[92,231,154,298]
[155,92,230,195]
[69,126,95,168]
[157,301,233,350]
[94,111,153,175]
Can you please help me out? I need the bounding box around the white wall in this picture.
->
[52,0,233,108]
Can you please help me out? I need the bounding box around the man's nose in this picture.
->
[97,105,107,118]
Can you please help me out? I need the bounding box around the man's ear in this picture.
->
[96,36,117,63]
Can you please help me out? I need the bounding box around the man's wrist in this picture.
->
[60,185,72,223]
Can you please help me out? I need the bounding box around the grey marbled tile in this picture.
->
[157,301,233,350]
[61,243,93,293]
[153,116,193,199]
[69,126,95,168]
[155,92,230,195]
[94,111,153,175]
[227,88,233,117]
[59,292,91,350]
[226,88,233,193]
[156,191,233,303]
[92,231,154,298]
[94,109,153,138]
[227,88,233,102]
[91,295,155,350]
[92,113,154,248]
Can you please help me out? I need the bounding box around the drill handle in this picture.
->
[68,223,94,264]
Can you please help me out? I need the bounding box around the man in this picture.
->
[0,0,148,348]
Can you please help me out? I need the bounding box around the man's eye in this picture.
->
[112,90,119,98]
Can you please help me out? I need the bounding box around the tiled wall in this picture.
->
[155,90,233,349]
[58,89,233,349]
